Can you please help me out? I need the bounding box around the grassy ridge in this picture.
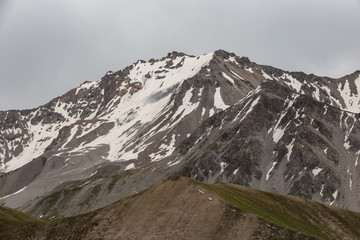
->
[200,180,360,239]
[1,177,360,239]
[0,205,43,239]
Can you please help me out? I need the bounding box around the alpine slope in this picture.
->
[1,50,360,218]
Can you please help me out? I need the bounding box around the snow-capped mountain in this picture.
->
[1,50,360,218]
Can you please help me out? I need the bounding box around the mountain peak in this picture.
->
[165,51,188,59]
[213,49,234,58]
[2,50,360,221]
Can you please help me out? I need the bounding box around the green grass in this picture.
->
[29,185,82,219]
[2,176,360,239]
[107,172,133,191]
[78,184,102,208]
[197,180,360,239]
[0,205,43,239]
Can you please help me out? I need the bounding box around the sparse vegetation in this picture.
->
[0,205,43,240]
[1,177,360,239]
[107,172,133,192]
[198,179,360,239]
[79,184,102,208]
[29,186,82,219]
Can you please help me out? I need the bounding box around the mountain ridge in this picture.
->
[1,49,360,218]
[2,177,360,240]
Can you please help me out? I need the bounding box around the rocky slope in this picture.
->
[0,50,360,218]
[173,80,360,211]
[2,177,360,240]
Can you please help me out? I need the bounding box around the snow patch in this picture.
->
[168,159,181,167]
[344,115,355,150]
[261,70,273,80]
[150,134,176,162]
[213,87,229,110]
[285,138,295,162]
[61,125,79,149]
[356,151,360,166]
[220,162,227,174]
[230,70,243,79]
[170,87,200,123]
[75,81,99,95]
[125,163,135,170]
[245,67,254,73]
[330,190,338,205]
[233,89,261,123]
[323,105,328,115]
[0,186,27,200]
[320,184,325,196]
[222,72,235,85]
[310,83,321,101]
[338,78,360,113]
[226,56,237,64]
[266,161,277,180]
[3,114,75,172]
[269,94,299,143]
[280,73,302,92]
[312,167,322,176]
[238,96,261,123]
[90,170,97,177]
[272,128,285,143]
[86,54,214,162]
[201,107,206,120]
[333,189,338,200]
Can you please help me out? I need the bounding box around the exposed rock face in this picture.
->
[0,50,360,218]
[175,80,360,211]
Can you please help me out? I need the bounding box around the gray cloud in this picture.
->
[0,0,359,110]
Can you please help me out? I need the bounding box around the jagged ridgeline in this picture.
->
[1,50,360,220]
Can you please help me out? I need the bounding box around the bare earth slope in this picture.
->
[2,177,360,240]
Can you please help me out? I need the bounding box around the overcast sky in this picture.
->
[0,0,359,110]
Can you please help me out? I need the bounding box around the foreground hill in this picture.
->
[0,205,42,239]
[1,177,360,240]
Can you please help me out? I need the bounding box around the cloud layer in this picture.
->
[1,0,359,110]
